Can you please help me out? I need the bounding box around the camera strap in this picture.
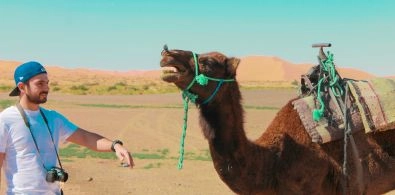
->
[16,103,64,169]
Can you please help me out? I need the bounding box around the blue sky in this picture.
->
[0,0,394,76]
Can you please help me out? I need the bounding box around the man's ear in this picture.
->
[226,57,240,77]
[17,82,25,94]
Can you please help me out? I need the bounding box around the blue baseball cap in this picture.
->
[9,61,47,96]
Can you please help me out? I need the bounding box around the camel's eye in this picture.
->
[198,58,217,74]
[200,57,219,68]
[199,57,212,65]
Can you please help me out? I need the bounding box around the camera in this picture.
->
[46,167,68,183]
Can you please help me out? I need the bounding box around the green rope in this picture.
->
[313,51,344,121]
[313,78,325,121]
[178,96,190,169]
[322,52,343,96]
[182,90,198,104]
[196,74,209,86]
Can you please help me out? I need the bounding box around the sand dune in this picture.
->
[236,56,375,82]
[0,56,376,84]
[0,60,159,81]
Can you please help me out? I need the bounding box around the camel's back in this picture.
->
[257,99,395,194]
[258,98,395,154]
[256,99,312,146]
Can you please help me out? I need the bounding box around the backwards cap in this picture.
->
[9,61,47,96]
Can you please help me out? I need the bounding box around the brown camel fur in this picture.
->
[160,48,395,195]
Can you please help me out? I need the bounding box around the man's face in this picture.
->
[23,73,50,104]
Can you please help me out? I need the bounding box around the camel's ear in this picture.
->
[227,57,240,76]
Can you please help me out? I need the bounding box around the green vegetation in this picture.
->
[0,79,179,95]
[0,99,15,109]
[59,144,212,169]
[52,87,61,92]
[183,149,211,161]
[78,103,182,109]
[70,85,89,95]
[1,78,297,96]
[59,144,117,159]
[143,162,163,169]
[133,149,169,159]
[56,81,179,95]
[291,80,299,86]
[240,81,298,90]
[243,105,279,110]
[77,103,278,110]
[0,85,13,92]
[59,144,211,169]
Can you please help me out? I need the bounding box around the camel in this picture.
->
[159,47,395,195]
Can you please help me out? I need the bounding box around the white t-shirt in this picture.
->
[0,106,78,195]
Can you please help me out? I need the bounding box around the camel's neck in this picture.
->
[199,85,247,156]
[198,84,279,193]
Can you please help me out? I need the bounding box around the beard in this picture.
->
[26,92,48,104]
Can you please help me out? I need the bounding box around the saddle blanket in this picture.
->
[293,78,395,144]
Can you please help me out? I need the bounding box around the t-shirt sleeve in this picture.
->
[50,111,78,143]
[0,120,9,153]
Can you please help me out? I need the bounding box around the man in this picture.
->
[0,61,134,194]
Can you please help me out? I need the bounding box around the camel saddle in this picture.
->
[293,77,395,144]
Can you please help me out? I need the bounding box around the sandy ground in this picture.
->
[3,89,393,194]
[1,89,296,194]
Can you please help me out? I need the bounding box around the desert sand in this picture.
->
[0,89,297,195]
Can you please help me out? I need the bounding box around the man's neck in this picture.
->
[19,97,39,111]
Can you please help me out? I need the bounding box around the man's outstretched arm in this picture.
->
[66,128,134,168]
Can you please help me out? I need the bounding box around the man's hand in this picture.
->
[67,128,135,168]
[113,144,134,168]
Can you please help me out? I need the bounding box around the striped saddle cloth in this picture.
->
[293,78,395,144]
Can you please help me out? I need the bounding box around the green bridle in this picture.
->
[182,52,235,105]
[177,52,235,169]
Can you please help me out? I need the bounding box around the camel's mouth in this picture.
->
[160,63,187,83]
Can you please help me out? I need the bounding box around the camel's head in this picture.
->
[160,45,240,104]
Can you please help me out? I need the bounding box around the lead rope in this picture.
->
[178,96,190,169]
[177,66,198,169]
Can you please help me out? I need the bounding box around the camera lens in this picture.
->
[59,171,68,182]
[46,169,56,183]
[46,167,68,183]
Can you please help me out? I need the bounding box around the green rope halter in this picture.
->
[312,51,344,121]
[177,52,235,169]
